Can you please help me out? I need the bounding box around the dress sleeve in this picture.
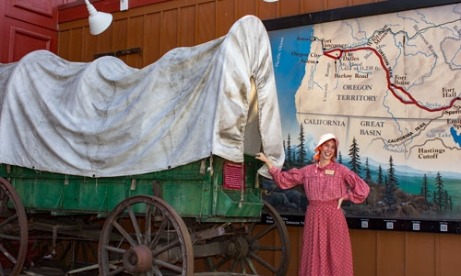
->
[343,170,370,204]
[269,166,305,190]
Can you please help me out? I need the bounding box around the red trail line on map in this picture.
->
[323,47,460,112]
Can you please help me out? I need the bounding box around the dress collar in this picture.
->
[316,160,335,170]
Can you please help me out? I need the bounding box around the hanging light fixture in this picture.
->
[84,0,113,35]
[263,0,279,2]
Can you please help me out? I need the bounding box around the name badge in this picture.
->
[324,169,335,176]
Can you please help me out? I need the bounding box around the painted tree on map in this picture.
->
[420,174,430,204]
[285,134,293,165]
[377,165,383,185]
[383,156,397,206]
[297,124,307,165]
[433,172,453,213]
[365,157,372,183]
[348,137,361,175]
[338,152,343,164]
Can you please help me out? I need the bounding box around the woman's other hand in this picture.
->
[255,152,273,169]
[337,196,346,209]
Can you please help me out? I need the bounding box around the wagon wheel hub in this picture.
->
[123,245,153,273]
[226,237,250,259]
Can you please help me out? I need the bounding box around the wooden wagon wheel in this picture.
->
[0,177,28,276]
[205,200,290,276]
[98,195,194,275]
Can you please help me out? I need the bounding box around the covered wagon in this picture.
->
[0,15,288,276]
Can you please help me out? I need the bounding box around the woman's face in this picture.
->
[319,139,336,161]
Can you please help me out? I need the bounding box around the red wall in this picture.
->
[0,0,64,62]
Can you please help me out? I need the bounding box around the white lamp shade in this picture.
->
[88,12,113,35]
[263,0,279,2]
[85,0,113,35]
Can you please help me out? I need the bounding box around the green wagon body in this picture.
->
[1,155,262,222]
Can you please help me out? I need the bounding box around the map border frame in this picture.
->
[262,0,461,234]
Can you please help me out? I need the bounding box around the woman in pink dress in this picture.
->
[256,133,370,276]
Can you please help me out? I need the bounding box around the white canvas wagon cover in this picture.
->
[0,15,284,177]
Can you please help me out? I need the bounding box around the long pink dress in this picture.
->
[269,161,370,276]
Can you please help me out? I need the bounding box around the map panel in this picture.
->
[267,2,461,221]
